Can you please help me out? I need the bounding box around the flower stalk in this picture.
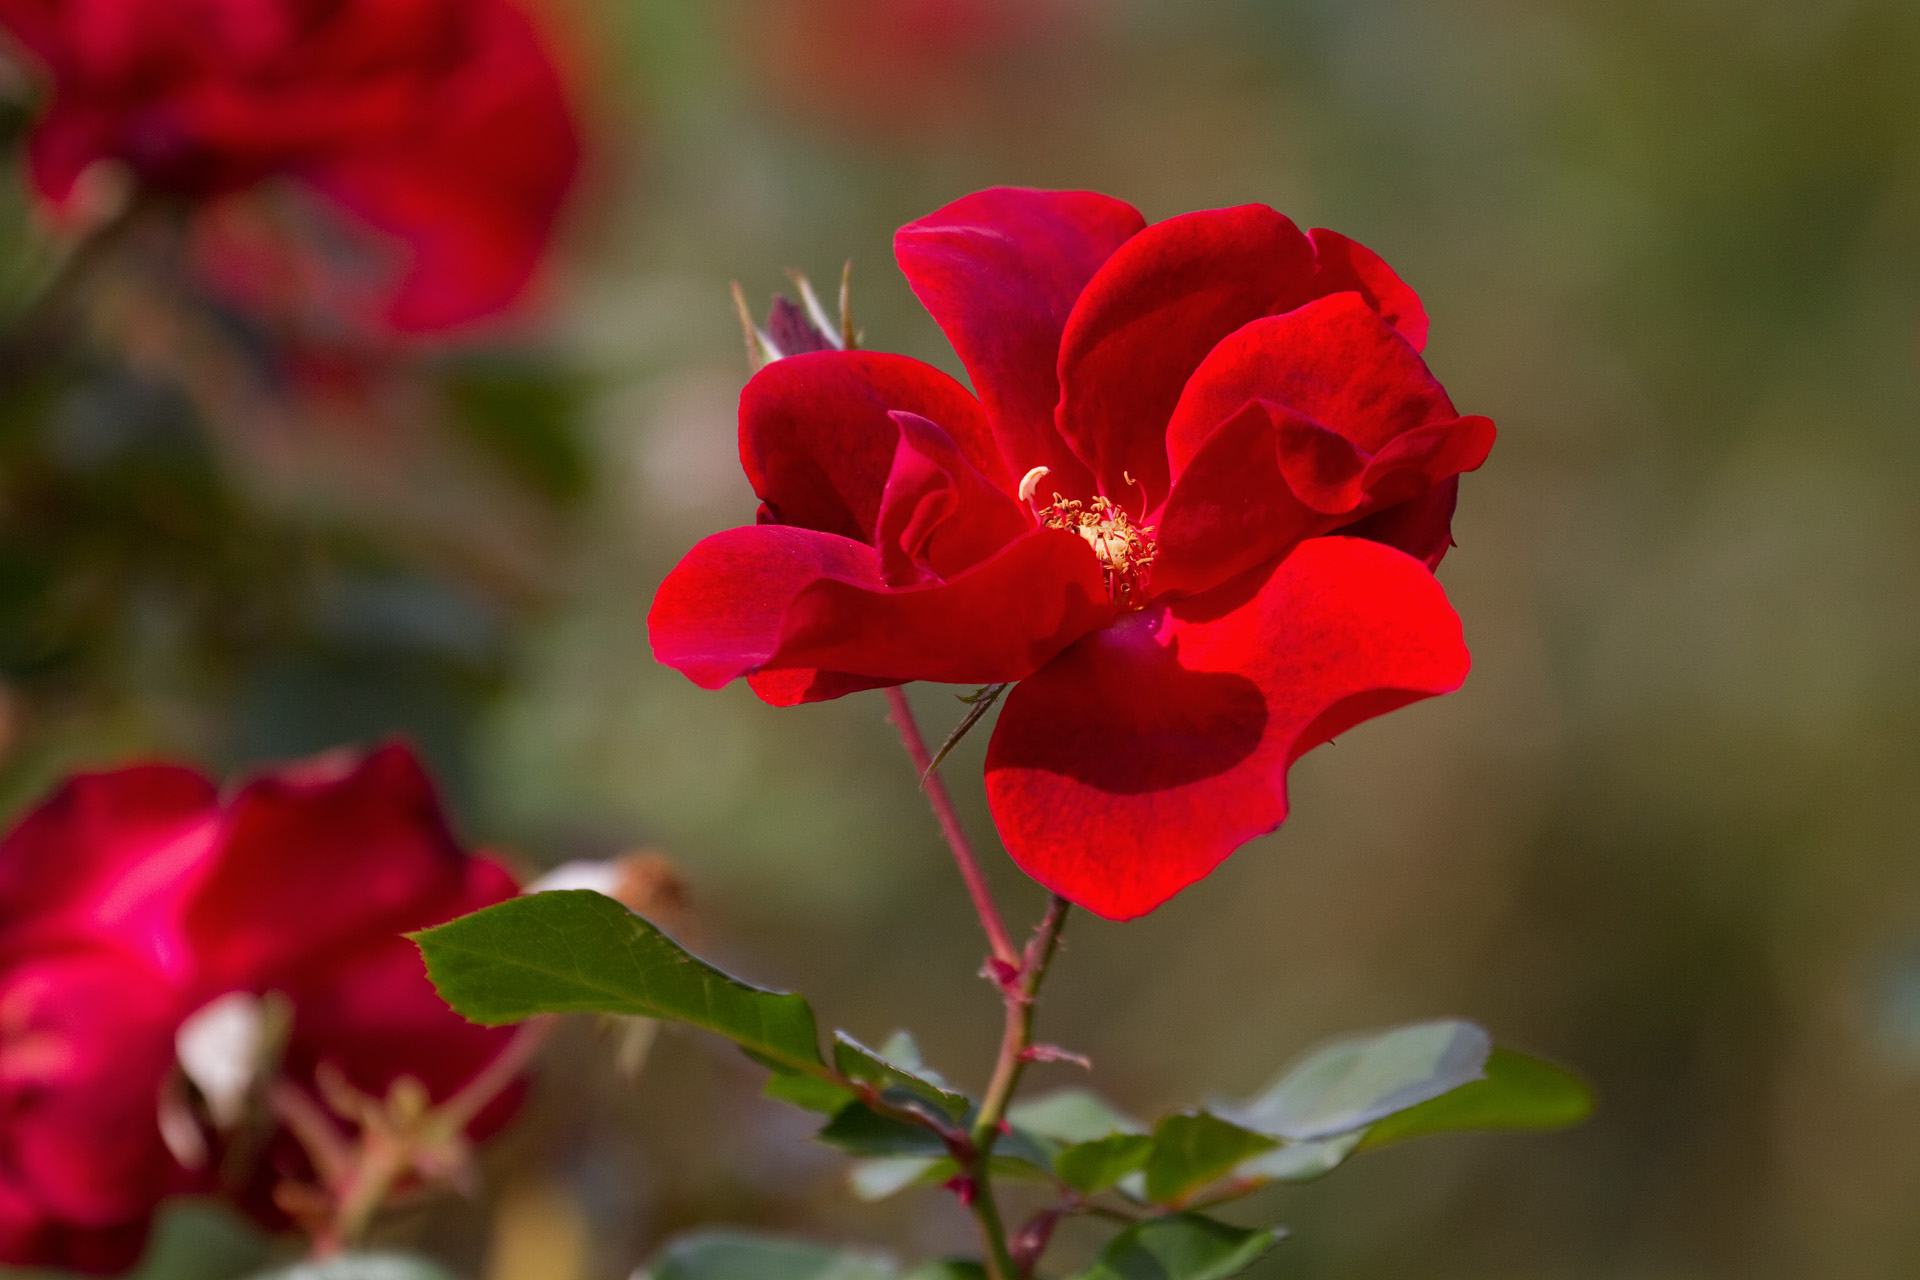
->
[967,895,1071,1280]
[885,686,1019,972]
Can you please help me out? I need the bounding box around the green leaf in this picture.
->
[1007,1088,1144,1144]
[639,1232,896,1280]
[816,1102,950,1158]
[1056,1133,1155,1193]
[849,1156,951,1201]
[1359,1048,1593,1149]
[244,1256,458,1280]
[413,891,824,1071]
[834,1032,970,1119]
[1225,1020,1490,1141]
[765,1068,857,1115]
[1233,1132,1365,1184]
[1143,1113,1276,1204]
[1069,1213,1281,1280]
[900,1265,985,1280]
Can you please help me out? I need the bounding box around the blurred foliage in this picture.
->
[8,0,1920,1276]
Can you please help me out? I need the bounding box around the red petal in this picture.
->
[276,855,519,1121]
[649,525,885,690]
[0,765,219,969]
[1056,205,1315,510]
[1355,414,1496,509]
[183,743,478,989]
[1152,401,1339,598]
[0,950,188,1232]
[1344,477,1461,570]
[985,537,1470,920]
[299,0,580,332]
[896,187,1144,495]
[1166,292,1456,477]
[1308,228,1428,350]
[1154,401,1493,598]
[875,411,1032,585]
[775,528,1115,684]
[741,351,998,542]
[653,520,1113,690]
[746,668,897,707]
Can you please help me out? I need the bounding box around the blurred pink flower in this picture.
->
[0,0,582,332]
[0,743,521,1272]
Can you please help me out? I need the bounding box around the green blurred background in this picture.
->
[10,0,1920,1275]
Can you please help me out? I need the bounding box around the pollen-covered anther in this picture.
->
[1038,494,1156,605]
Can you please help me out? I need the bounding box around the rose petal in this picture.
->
[0,950,188,1229]
[182,743,475,989]
[746,668,897,707]
[775,528,1115,685]
[741,351,999,542]
[1056,204,1316,509]
[985,536,1470,920]
[1344,477,1461,570]
[875,411,1032,585]
[1165,292,1457,477]
[277,854,518,1122]
[0,766,219,968]
[1153,402,1492,599]
[1353,414,1496,509]
[649,524,886,690]
[290,0,580,331]
[653,521,1114,690]
[896,187,1144,495]
[1152,400,1337,598]
[1308,227,1428,350]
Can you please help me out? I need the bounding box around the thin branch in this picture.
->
[885,686,1019,970]
[966,897,1074,1280]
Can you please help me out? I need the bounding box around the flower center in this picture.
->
[1020,466,1156,606]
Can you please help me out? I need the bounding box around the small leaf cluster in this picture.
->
[415,891,1591,1280]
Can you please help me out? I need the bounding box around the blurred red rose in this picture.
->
[0,743,521,1273]
[651,188,1492,920]
[0,0,582,332]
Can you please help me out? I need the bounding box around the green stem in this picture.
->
[968,896,1072,1280]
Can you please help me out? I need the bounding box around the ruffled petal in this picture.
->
[649,525,886,690]
[741,351,998,543]
[0,949,188,1232]
[1153,399,1494,599]
[774,528,1115,684]
[182,743,475,990]
[0,766,219,971]
[1152,400,1328,598]
[275,854,519,1118]
[875,411,1032,585]
[746,668,898,707]
[985,536,1470,920]
[1307,228,1428,350]
[1165,292,1457,477]
[297,0,580,331]
[1055,204,1316,510]
[1343,476,1461,570]
[653,521,1114,691]
[896,187,1144,494]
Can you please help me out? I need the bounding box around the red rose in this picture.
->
[650,188,1492,920]
[0,743,520,1273]
[0,0,581,331]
